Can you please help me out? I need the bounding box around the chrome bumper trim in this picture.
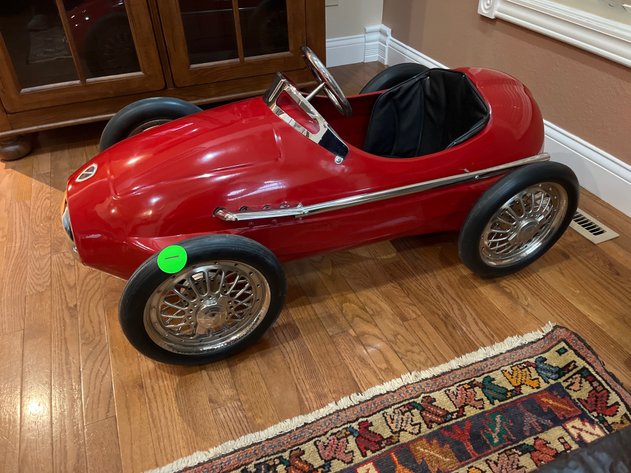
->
[214,153,550,222]
[61,201,77,253]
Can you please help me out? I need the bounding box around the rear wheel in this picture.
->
[99,97,202,151]
[119,235,286,364]
[458,162,578,278]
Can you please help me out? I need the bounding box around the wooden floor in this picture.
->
[1,63,630,473]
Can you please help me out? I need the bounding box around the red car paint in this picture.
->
[65,67,544,279]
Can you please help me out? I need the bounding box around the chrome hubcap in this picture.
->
[144,261,271,355]
[480,182,568,267]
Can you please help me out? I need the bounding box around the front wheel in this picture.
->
[119,235,286,364]
[458,162,578,278]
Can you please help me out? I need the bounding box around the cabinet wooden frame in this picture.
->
[0,102,9,132]
[306,0,326,60]
[158,0,308,87]
[0,0,165,113]
[0,69,315,139]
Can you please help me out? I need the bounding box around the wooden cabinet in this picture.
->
[0,0,324,153]
[0,0,164,113]
[160,0,307,86]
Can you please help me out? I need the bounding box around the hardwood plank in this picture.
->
[195,361,240,410]
[76,265,115,425]
[255,344,308,421]
[138,362,206,466]
[0,163,9,244]
[167,365,230,451]
[269,313,340,411]
[31,148,52,178]
[290,258,353,336]
[364,241,428,323]
[392,236,521,343]
[537,235,631,344]
[102,274,157,473]
[212,403,253,444]
[301,253,409,380]
[331,329,385,392]
[20,290,53,473]
[285,280,361,400]
[228,352,280,431]
[26,171,51,296]
[4,157,34,202]
[325,248,466,370]
[368,239,483,357]
[0,331,23,473]
[0,201,30,334]
[51,252,87,473]
[85,417,122,473]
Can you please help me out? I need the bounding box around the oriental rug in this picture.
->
[151,324,631,473]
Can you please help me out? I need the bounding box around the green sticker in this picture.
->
[157,245,188,274]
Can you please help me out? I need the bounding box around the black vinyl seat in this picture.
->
[363,69,490,158]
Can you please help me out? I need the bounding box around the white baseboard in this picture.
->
[544,123,631,217]
[386,36,446,68]
[326,25,631,218]
[325,25,391,67]
[325,34,366,67]
[364,25,391,63]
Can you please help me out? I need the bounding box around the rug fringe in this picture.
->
[147,322,556,473]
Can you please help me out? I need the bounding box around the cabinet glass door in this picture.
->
[0,0,164,112]
[160,0,305,87]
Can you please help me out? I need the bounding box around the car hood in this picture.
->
[98,98,281,197]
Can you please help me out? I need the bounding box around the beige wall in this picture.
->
[326,0,384,38]
[383,0,631,165]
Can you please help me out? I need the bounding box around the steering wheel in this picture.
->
[301,46,352,117]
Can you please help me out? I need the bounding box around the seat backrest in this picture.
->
[363,69,489,158]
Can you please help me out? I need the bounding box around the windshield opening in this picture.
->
[264,73,349,163]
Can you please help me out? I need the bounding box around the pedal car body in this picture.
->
[62,49,577,364]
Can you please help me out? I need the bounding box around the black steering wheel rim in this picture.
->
[301,46,352,116]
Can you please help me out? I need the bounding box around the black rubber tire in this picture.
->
[99,97,202,151]
[458,162,579,278]
[119,235,286,365]
[360,63,430,94]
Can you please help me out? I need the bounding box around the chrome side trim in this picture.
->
[214,153,550,222]
[264,74,349,163]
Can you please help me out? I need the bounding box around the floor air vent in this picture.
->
[570,209,619,244]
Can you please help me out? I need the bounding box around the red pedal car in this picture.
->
[62,47,578,364]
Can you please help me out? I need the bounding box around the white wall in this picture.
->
[325,0,384,38]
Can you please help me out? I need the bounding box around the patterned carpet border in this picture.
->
[148,323,631,473]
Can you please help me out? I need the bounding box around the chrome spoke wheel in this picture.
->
[144,261,271,355]
[480,182,568,267]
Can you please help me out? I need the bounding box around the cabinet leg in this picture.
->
[0,135,33,161]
